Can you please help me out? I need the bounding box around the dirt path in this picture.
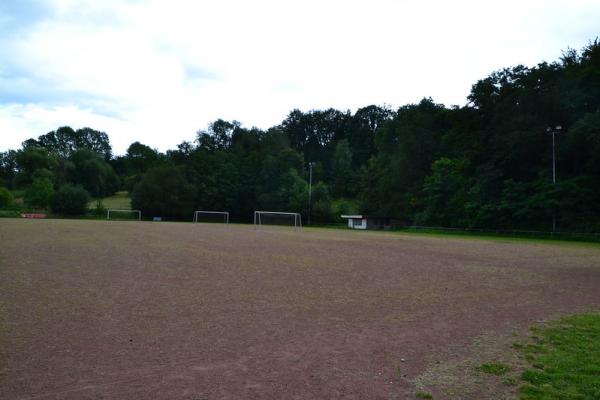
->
[1,219,599,399]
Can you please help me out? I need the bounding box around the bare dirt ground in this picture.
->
[1,219,599,400]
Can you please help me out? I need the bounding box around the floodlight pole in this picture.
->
[307,162,313,225]
[546,125,562,232]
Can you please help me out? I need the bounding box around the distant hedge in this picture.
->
[0,210,20,218]
[51,185,90,215]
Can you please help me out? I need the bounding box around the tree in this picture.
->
[196,119,240,150]
[331,139,354,197]
[24,178,55,209]
[125,142,161,176]
[418,158,472,227]
[348,105,393,167]
[14,146,57,187]
[74,127,112,160]
[0,150,18,187]
[166,141,195,164]
[275,169,308,213]
[192,151,239,214]
[70,149,119,197]
[280,108,351,165]
[28,126,112,159]
[131,166,196,219]
[310,182,334,222]
[51,185,90,215]
[563,111,600,178]
[360,98,449,219]
[0,187,13,208]
[257,148,306,212]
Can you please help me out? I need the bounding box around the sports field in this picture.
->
[1,219,599,399]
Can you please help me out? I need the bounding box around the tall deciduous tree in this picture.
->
[26,126,112,159]
[24,178,55,209]
[70,149,119,197]
[331,139,354,197]
[131,166,196,219]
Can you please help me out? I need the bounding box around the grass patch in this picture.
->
[392,229,600,247]
[89,191,131,210]
[477,363,511,375]
[503,377,518,386]
[517,313,600,399]
[415,391,433,399]
[306,225,600,248]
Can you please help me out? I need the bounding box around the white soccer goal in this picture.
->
[254,211,302,230]
[193,210,229,224]
[106,209,141,221]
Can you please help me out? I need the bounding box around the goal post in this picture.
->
[254,211,302,230]
[193,210,229,224]
[107,209,141,221]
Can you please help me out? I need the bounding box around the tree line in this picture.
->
[1,40,599,230]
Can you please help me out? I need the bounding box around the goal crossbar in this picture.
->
[107,209,141,220]
[254,211,302,230]
[193,210,229,223]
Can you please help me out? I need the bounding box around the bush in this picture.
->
[0,210,20,218]
[309,182,333,222]
[91,199,106,217]
[0,187,13,208]
[24,178,54,209]
[31,168,54,181]
[312,198,334,222]
[51,185,90,215]
[332,198,359,221]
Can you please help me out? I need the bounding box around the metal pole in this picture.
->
[552,130,556,185]
[547,126,562,232]
[308,162,313,225]
[552,130,556,232]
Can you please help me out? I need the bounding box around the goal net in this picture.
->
[254,211,302,230]
[106,209,141,220]
[193,210,229,224]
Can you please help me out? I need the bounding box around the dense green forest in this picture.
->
[1,41,599,231]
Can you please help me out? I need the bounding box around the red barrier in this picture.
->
[21,213,47,219]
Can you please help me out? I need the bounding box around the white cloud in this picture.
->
[1,0,599,154]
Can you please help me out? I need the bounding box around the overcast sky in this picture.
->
[1,0,599,155]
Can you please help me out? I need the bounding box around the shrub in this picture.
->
[24,178,54,209]
[131,166,195,219]
[310,182,334,222]
[51,185,90,215]
[0,187,13,208]
[477,363,511,375]
[31,168,54,181]
[312,198,334,222]
[332,198,359,220]
[91,199,106,217]
[415,392,433,399]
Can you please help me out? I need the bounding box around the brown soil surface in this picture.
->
[1,219,599,399]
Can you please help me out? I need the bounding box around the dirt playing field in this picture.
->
[1,219,600,399]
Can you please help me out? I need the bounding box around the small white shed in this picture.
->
[340,215,367,230]
[340,215,400,230]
